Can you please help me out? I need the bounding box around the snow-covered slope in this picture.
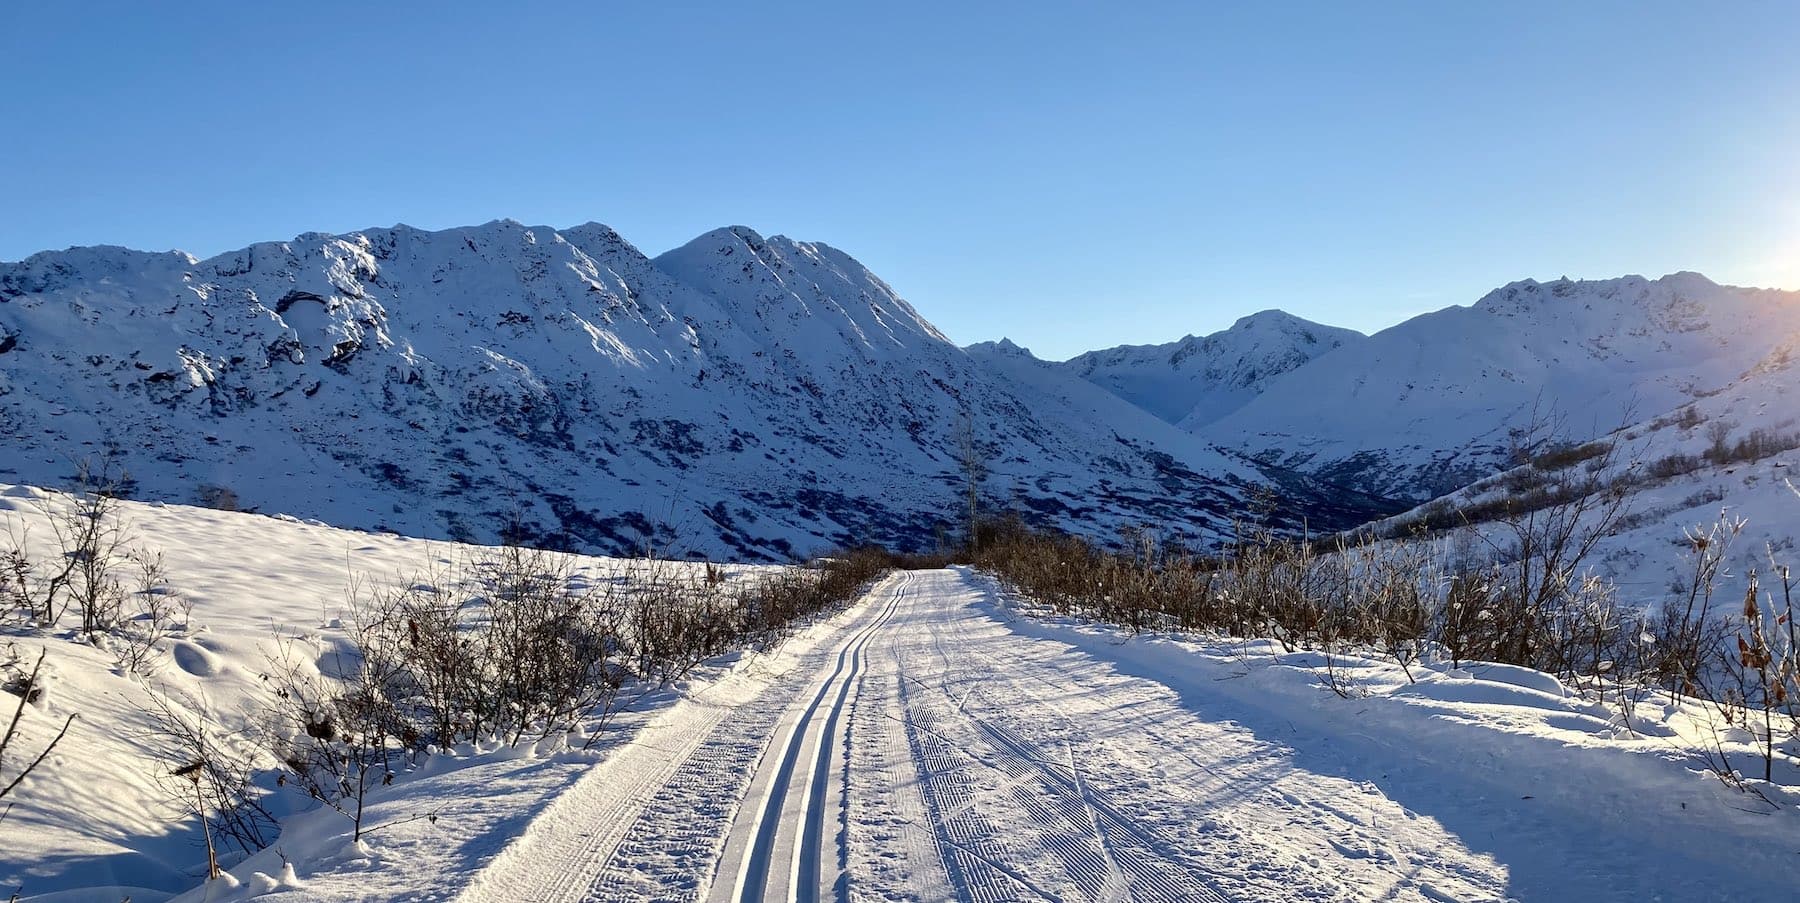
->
[0,482,789,902]
[1375,330,1800,597]
[0,221,1362,560]
[966,337,1394,530]
[9,493,1796,902]
[1198,273,1800,503]
[1061,310,1363,426]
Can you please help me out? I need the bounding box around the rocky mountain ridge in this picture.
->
[0,220,1380,559]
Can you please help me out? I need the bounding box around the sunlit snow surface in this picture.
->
[3,492,1797,902]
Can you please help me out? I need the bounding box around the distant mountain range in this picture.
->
[0,221,1377,559]
[5,220,1797,559]
[1059,271,1800,504]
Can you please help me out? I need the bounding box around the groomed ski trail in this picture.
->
[459,568,1795,903]
[458,572,912,903]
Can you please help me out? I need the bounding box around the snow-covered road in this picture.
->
[457,568,1797,903]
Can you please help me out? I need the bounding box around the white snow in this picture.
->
[1200,273,1800,501]
[0,484,772,902]
[0,221,1332,560]
[5,493,1798,901]
[1060,309,1363,427]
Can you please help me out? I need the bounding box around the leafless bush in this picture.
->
[1645,452,1704,480]
[1705,420,1736,463]
[260,629,409,843]
[1647,514,1742,700]
[0,536,35,631]
[0,460,152,638]
[193,484,240,512]
[627,569,742,685]
[1,648,76,804]
[978,435,1644,690]
[110,551,184,674]
[261,542,895,793]
[1680,559,1800,792]
[734,548,893,645]
[137,687,278,857]
[1531,440,1615,472]
[329,546,628,752]
[1665,405,1705,431]
[1724,428,1800,466]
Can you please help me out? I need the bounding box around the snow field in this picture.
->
[0,484,775,902]
[8,489,1800,902]
[987,571,1800,901]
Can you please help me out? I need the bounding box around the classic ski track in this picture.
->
[716,570,912,903]
[584,675,815,901]
[454,694,737,903]
[457,575,904,903]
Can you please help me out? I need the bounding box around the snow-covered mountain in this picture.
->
[1375,330,1800,596]
[1061,310,1363,426]
[1192,273,1800,503]
[0,221,1372,560]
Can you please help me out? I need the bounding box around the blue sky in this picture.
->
[3,2,1796,360]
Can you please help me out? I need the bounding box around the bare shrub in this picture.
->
[194,484,240,512]
[110,551,183,674]
[1705,420,1735,463]
[1727,428,1800,465]
[260,629,410,843]
[137,687,279,858]
[1687,560,1800,791]
[256,539,896,814]
[1,460,144,636]
[627,567,742,685]
[331,546,628,752]
[1,649,77,804]
[1647,514,1742,699]
[1531,440,1614,472]
[971,426,1800,796]
[1645,452,1703,481]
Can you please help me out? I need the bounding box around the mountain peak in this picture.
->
[1476,271,1727,311]
[1063,311,1362,426]
[966,337,1036,359]
[1228,309,1333,333]
[0,216,1301,559]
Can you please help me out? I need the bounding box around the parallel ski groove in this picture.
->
[727,572,910,903]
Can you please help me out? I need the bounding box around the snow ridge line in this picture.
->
[719,571,913,903]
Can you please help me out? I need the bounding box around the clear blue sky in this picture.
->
[3,2,1797,360]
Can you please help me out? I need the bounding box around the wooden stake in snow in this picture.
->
[173,759,220,880]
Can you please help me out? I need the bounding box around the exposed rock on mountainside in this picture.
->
[0,221,1378,559]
